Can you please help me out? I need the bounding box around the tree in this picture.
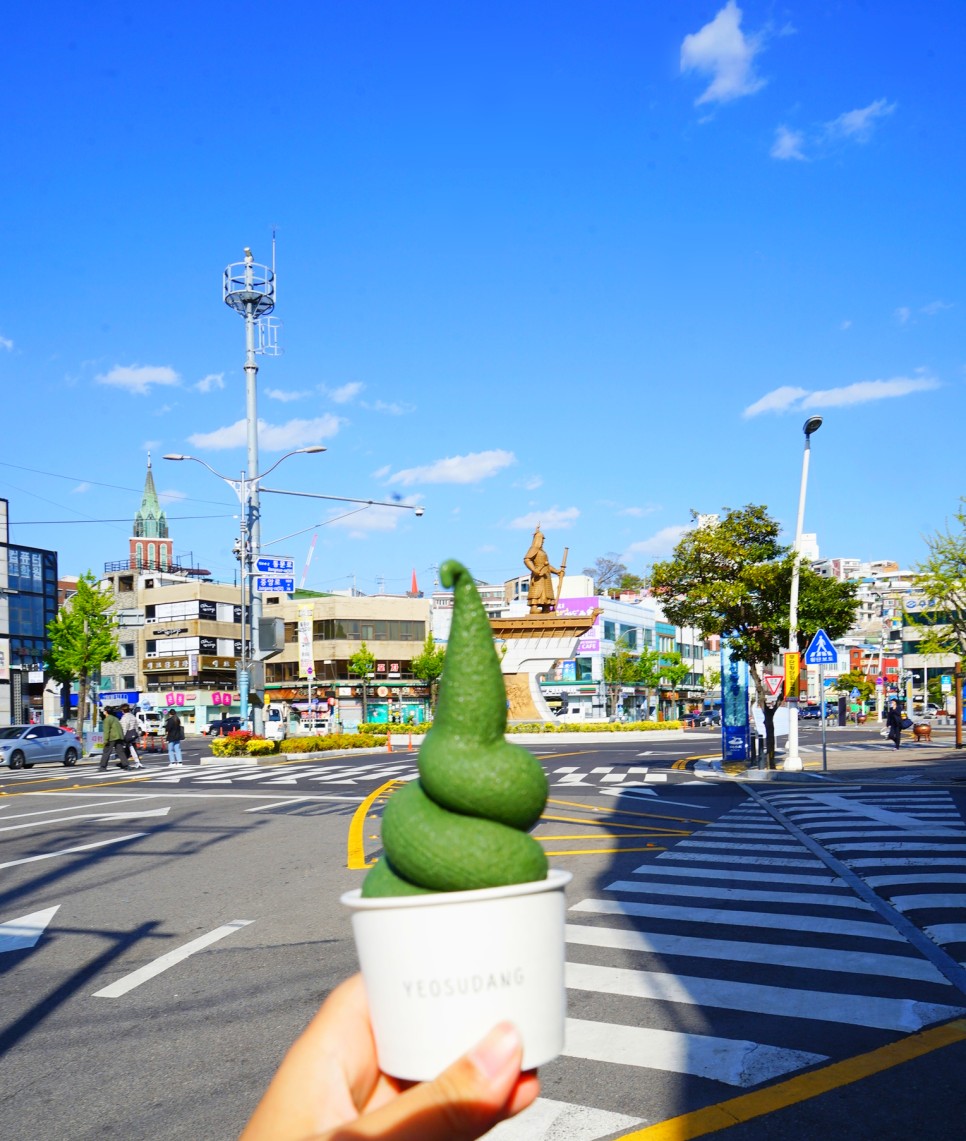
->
[45,570,119,736]
[911,497,966,658]
[602,638,638,717]
[655,649,689,717]
[410,633,446,715]
[634,646,663,720]
[348,641,376,723]
[648,506,859,764]
[830,669,874,705]
[583,554,628,597]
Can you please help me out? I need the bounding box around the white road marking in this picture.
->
[562,1017,827,1087]
[864,873,966,887]
[487,1096,642,1140]
[571,897,905,941]
[564,922,947,983]
[92,919,254,998]
[565,961,965,1033]
[0,807,170,833]
[603,878,870,910]
[0,795,160,821]
[632,863,842,885]
[891,893,966,912]
[0,834,147,870]
[0,906,60,953]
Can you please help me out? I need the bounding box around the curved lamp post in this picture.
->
[783,415,823,772]
[163,447,325,730]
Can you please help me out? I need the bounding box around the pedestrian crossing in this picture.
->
[541,786,966,1134]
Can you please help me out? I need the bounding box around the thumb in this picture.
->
[328,1022,539,1141]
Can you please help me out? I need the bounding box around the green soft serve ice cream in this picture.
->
[362,559,548,897]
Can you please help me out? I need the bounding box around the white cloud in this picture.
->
[363,399,415,415]
[744,375,940,417]
[771,126,806,160]
[195,373,225,393]
[158,488,188,506]
[0,334,13,351]
[826,98,896,143]
[265,387,311,402]
[840,320,852,331]
[385,449,516,487]
[513,475,544,491]
[624,525,691,560]
[921,300,953,316]
[620,505,659,518]
[96,364,181,395]
[71,482,91,494]
[326,381,364,404]
[894,306,912,325]
[187,414,343,451]
[681,1,765,106]
[742,386,809,417]
[508,507,580,531]
[325,500,421,535]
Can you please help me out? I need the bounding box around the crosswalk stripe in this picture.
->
[891,894,966,911]
[571,897,906,940]
[564,922,947,983]
[562,1017,827,1087]
[565,961,966,1033]
[672,840,815,852]
[630,863,843,885]
[829,842,966,852]
[658,852,828,867]
[485,1097,642,1140]
[925,923,966,943]
[864,873,966,887]
[603,878,870,910]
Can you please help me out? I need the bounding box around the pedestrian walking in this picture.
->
[119,703,144,768]
[165,708,185,766]
[99,708,132,770]
[885,699,904,750]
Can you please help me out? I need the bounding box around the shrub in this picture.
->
[246,738,278,756]
[211,735,249,756]
[358,722,429,735]
[278,732,388,754]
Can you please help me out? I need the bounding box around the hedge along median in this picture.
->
[208,719,680,759]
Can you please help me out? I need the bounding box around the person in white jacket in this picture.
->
[119,704,143,769]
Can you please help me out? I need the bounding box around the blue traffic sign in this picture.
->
[804,628,838,666]
[255,575,295,593]
[256,555,294,574]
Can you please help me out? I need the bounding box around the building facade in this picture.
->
[0,498,59,725]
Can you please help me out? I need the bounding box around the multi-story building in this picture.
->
[0,497,58,725]
[262,589,433,726]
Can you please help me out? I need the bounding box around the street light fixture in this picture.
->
[163,448,325,730]
[784,415,822,771]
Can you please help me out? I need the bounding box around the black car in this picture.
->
[203,716,244,737]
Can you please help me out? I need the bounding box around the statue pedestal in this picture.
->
[490,612,599,721]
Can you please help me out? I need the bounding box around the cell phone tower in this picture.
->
[223,241,282,732]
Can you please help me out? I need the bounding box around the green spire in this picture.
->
[133,453,169,539]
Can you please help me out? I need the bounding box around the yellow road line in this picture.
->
[346,779,400,870]
[540,813,692,836]
[617,1018,966,1140]
[543,846,667,856]
[547,798,712,825]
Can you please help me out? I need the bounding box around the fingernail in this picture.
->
[468,1022,521,1081]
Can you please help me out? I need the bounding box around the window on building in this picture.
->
[121,643,135,658]
[603,620,616,641]
[122,675,136,689]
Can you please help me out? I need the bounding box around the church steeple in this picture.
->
[130,454,173,570]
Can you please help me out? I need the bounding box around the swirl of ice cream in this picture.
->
[362,559,549,897]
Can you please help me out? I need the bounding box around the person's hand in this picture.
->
[240,973,540,1141]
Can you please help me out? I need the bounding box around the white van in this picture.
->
[136,710,165,738]
[264,708,288,741]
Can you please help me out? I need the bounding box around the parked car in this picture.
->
[680,710,720,728]
[799,706,823,720]
[0,724,81,768]
[203,716,244,737]
[700,710,721,727]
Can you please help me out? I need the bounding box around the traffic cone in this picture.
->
[387,734,393,753]
[408,732,413,751]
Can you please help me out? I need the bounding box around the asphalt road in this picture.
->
[2,734,966,1139]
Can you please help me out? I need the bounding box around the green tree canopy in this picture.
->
[46,570,119,735]
[911,496,966,658]
[348,641,376,722]
[648,505,859,760]
[409,633,446,712]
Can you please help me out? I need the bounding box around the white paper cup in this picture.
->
[341,868,572,1081]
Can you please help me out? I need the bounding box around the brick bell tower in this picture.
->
[130,453,173,571]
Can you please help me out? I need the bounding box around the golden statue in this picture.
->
[523,527,565,614]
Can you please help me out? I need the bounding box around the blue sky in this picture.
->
[3,2,963,596]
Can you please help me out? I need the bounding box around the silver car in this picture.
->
[0,724,81,769]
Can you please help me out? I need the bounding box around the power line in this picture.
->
[12,514,235,525]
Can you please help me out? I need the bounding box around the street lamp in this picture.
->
[784,415,823,772]
[163,448,325,730]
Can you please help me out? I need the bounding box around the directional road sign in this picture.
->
[254,575,295,593]
[255,556,294,574]
[804,628,838,666]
